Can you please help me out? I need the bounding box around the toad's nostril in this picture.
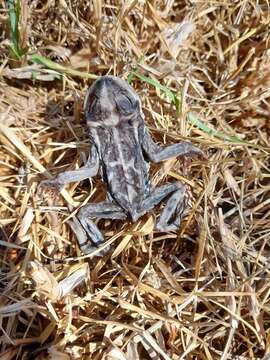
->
[90,76,112,93]
[100,76,113,88]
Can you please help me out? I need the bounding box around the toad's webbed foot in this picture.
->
[137,182,186,232]
[67,218,107,257]
[156,184,186,232]
[69,202,127,255]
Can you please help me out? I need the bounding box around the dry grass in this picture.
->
[0,1,270,359]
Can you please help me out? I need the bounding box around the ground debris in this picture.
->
[0,1,270,359]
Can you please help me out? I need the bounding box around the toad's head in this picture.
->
[84,76,142,128]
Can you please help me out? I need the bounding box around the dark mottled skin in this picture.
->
[40,76,203,255]
[91,123,149,220]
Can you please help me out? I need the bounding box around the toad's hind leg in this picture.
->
[156,184,186,231]
[138,182,186,232]
[69,202,127,255]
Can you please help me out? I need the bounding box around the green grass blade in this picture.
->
[7,0,27,58]
[130,71,177,103]
[31,55,98,80]
[131,71,267,150]
[187,112,267,150]
[8,0,20,58]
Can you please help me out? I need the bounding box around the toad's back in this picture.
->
[90,123,150,218]
[84,75,152,218]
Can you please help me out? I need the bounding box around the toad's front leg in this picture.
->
[141,127,203,162]
[70,202,127,255]
[38,144,99,193]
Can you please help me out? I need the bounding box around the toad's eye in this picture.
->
[116,95,137,115]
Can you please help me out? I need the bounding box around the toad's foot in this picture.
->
[136,182,186,232]
[156,184,186,232]
[70,202,127,255]
[67,218,108,257]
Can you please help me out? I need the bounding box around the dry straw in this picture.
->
[0,1,270,359]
